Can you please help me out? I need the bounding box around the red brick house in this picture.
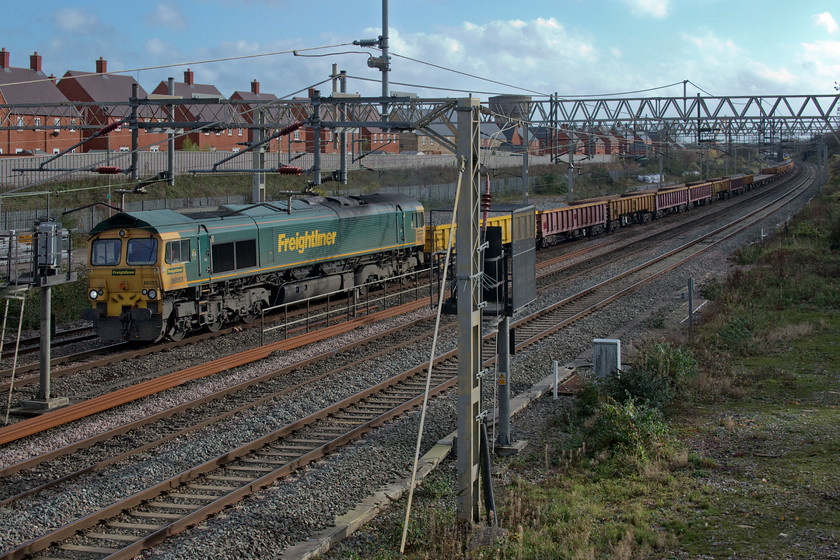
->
[151,69,245,151]
[58,57,169,153]
[284,89,366,157]
[360,126,399,155]
[0,49,82,156]
[230,80,280,153]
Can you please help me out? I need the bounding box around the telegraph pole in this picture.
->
[456,97,482,525]
[167,77,175,186]
[252,108,266,203]
[567,138,575,203]
[381,0,390,121]
[522,124,529,203]
[130,83,139,180]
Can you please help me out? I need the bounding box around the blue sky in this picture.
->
[2,0,839,101]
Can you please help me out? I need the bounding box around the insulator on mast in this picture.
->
[96,120,125,136]
[278,122,303,136]
[95,166,122,174]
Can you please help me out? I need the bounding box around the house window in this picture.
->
[421,137,426,146]
[70,118,77,132]
[429,137,434,145]
[53,148,60,154]
[16,148,23,154]
[53,118,60,131]
[34,117,42,130]
[150,146,159,152]
[16,116,23,130]
[238,128,243,136]
[293,130,300,141]
[227,129,232,136]
[232,147,240,153]
[119,146,130,152]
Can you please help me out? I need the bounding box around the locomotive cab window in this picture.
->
[127,238,158,265]
[165,239,190,264]
[91,239,121,266]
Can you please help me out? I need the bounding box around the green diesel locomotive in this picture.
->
[83,194,426,342]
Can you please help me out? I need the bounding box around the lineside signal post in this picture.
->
[2,220,77,413]
[482,205,536,456]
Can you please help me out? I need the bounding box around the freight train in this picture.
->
[83,194,425,342]
[84,161,794,342]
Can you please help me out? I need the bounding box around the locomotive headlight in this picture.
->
[89,289,99,300]
[141,289,148,295]
[147,289,157,299]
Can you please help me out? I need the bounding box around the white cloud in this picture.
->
[621,0,670,19]
[798,40,840,91]
[149,3,186,30]
[384,18,608,96]
[54,8,94,32]
[681,31,743,57]
[145,38,174,58]
[813,12,838,34]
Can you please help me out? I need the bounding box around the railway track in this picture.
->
[0,270,432,396]
[0,325,97,360]
[0,164,818,560]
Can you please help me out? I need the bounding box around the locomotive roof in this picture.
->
[88,193,423,235]
[89,209,197,234]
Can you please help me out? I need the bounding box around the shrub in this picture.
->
[587,397,668,460]
[829,217,840,250]
[700,278,724,301]
[731,243,764,265]
[604,365,675,410]
[634,340,697,388]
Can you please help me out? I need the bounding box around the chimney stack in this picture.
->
[30,51,42,72]
[96,57,107,74]
[1,48,9,69]
[184,68,194,85]
[49,73,56,85]
[251,79,260,94]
